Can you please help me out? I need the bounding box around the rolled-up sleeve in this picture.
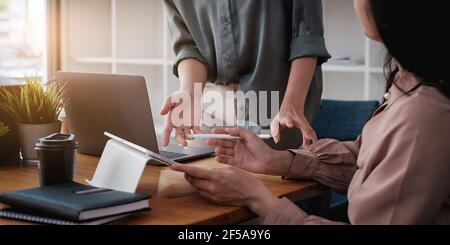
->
[290,0,331,64]
[163,0,209,78]
[285,138,360,194]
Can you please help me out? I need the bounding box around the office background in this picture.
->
[0,0,387,133]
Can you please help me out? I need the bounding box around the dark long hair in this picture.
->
[369,0,449,98]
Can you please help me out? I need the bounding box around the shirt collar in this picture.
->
[384,72,421,110]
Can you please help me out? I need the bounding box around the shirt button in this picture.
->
[221,16,231,25]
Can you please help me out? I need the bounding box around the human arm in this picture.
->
[161,0,209,146]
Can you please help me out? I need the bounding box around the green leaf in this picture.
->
[0,77,67,124]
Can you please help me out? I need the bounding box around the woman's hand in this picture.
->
[270,57,319,149]
[170,164,280,217]
[206,128,293,176]
[160,59,207,147]
[160,90,202,147]
[270,104,318,149]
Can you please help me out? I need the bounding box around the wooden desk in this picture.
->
[0,154,326,225]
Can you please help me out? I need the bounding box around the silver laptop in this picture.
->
[56,71,213,163]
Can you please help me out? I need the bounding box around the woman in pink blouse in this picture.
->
[170,0,450,224]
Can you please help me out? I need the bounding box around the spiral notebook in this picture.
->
[0,207,143,225]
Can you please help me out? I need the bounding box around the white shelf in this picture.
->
[322,64,365,73]
[322,0,386,101]
[61,0,175,130]
[73,57,173,66]
[322,63,384,74]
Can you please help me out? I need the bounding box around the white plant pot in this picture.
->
[16,122,62,165]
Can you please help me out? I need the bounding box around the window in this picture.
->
[0,0,47,84]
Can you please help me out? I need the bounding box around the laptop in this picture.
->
[56,72,214,163]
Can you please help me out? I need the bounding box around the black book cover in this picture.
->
[0,182,150,221]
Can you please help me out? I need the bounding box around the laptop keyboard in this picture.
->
[160,150,188,159]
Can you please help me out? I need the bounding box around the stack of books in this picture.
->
[0,182,150,225]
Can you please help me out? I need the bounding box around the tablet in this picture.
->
[104,132,176,166]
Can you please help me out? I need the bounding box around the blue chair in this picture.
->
[312,99,380,221]
[313,100,380,141]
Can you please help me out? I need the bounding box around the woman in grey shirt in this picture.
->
[160,0,330,149]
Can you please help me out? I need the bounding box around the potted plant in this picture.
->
[0,77,65,165]
[0,121,11,163]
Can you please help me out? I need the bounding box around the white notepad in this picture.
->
[86,139,149,193]
[86,132,177,193]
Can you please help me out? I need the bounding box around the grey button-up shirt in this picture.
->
[165,0,330,88]
[164,0,331,149]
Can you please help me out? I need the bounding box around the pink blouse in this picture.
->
[264,74,450,224]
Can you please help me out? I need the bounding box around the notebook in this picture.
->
[0,207,146,225]
[0,182,151,223]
